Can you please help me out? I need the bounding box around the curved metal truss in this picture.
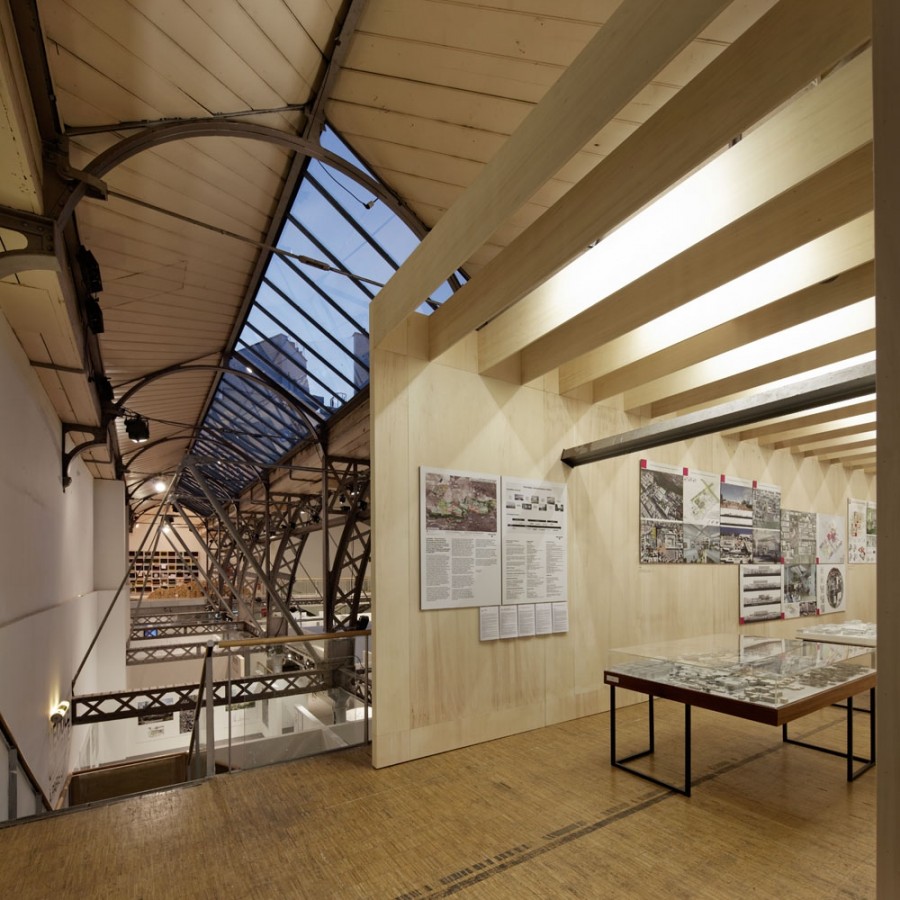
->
[323,458,371,631]
[175,453,370,637]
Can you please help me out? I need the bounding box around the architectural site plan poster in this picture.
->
[682,469,720,563]
[500,478,568,604]
[420,467,501,610]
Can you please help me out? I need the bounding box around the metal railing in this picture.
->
[0,710,51,823]
[185,629,371,778]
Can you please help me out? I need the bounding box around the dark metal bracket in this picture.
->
[61,421,110,489]
[0,206,60,279]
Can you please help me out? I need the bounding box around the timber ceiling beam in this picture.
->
[583,258,874,401]
[769,417,878,449]
[367,0,733,348]
[817,445,879,461]
[560,362,876,467]
[427,0,872,368]
[800,434,878,456]
[522,144,873,387]
[642,329,876,418]
[485,39,874,380]
[726,398,876,441]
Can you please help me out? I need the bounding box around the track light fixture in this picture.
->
[85,295,104,334]
[77,246,103,293]
[93,374,114,405]
[124,414,150,443]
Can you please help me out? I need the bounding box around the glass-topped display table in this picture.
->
[604,634,875,795]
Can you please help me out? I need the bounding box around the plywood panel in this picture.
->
[371,330,875,768]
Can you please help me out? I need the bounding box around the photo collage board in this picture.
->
[638,460,875,623]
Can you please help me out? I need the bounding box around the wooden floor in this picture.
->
[0,701,875,899]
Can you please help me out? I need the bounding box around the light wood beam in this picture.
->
[367,0,731,348]
[493,44,874,384]
[581,259,874,400]
[728,398,876,440]
[571,219,874,398]
[521,145,873,385]
[769,417,878,448]
[642,330,875,418]
[801,435,877,456]
[429,0,872,367]
[625,298,874,412]
[817,445,879,461]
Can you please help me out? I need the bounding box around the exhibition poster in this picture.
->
[720,475,754,564]
[501,477,568,604]
[783,563,817,618]
[752,482,781,564]
[817,564,847,614]
[817,512,846,564]
[781,509,817,565]
[682,468,720,563]
[848,498,867,563]
[739,564,783,623]
[848,498,876,563]
[421,467,501,610]
[866,502,877,563]
[639,459,684,563]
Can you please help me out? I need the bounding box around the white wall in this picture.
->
[370,320,876,767]
[0,312,119,805]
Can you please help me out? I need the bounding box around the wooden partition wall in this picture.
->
[370,316,876,770]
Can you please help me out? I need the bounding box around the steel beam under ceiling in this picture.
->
[561,362,876,467]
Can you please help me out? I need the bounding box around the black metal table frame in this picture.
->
[608,683,876,797]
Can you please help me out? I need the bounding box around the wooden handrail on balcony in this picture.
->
[219,629,371,649]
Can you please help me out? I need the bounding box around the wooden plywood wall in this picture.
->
[370,318,876,768]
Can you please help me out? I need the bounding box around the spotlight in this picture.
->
[50,699,70,724]
[77,246,103,293]
[85,295,104,334]
[124,415,150,443]
[153,478,167,493]
[93,375,114,405]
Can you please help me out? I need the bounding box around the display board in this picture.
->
[421,468,569,619]
[639,459,874,570]
[739,564,783,623]
[501,477,568,604]
[420,467,501,610]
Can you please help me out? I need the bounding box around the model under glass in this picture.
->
[795,619,876,647]
[607,633,873,709]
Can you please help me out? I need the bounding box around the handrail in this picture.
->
[219,628,370,649]
[0,709,52,815]
[186,644,214,775]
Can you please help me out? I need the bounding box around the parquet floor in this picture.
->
[0,701,875,899]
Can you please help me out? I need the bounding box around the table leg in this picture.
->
[608,685,691,795]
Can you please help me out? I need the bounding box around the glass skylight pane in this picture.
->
[191,122,462,500]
